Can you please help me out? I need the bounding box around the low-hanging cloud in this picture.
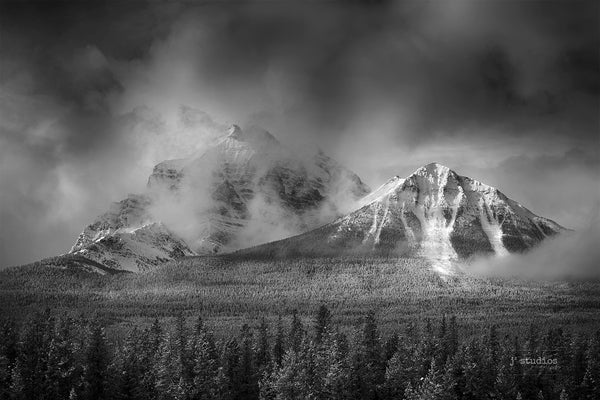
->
[467,207,600,280]
[0,0,598,267]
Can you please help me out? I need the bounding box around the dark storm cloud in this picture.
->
[158,1,599,153]
[0,0,598,266]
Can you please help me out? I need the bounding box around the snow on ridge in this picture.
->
[356,176,404,209]
[478,199,509,256]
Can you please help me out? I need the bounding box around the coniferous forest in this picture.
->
[1,307,599,400]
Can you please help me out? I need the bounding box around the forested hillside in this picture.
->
[2,256,600,336]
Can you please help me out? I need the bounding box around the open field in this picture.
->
[2,255,600,338]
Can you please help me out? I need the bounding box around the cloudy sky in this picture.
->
[0,0,598,267]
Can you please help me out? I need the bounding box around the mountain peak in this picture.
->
[227,124,243,139]
[405,162,458,190]
[69,116,369,271]
[224,124,280,148]
[416,162,453,176]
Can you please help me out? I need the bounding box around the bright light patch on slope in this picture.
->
[357,177,404,209]
[415,205,458,276]
[374,196,390,245]
[399,201,416,246]
[361,196,390,247]
[412,170,463,276]
[479,201,509,256]
[364,205,379,245]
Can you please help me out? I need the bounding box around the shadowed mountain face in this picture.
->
[237,163,565,274]
[68,116,370,271]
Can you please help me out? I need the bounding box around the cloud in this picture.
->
[0,1,598,267]
[466,207,600,280]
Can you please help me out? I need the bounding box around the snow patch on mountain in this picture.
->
[409,163,464,275]
[479,200,509,257]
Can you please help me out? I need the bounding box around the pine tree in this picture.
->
[237,324,258,399]
[353,311,384,400]
[474,324,500,396]
[403,360,446,400]
[419,360,445,399]
[42,318,77,400]
[258,370,277,400]
[404,382,416,400]
[321,331,349,400]
[447,316,459,359]
[194,316,204,334]
[494,361,518,400]
[190,325,219,400]
[0,318,18,367]
[271,350,304,400]
[289,310,304,353]
[155,332,189,400]
[536,390,545,400]
[137,320,163,400]
[11,312,53,399]
[382,328,429,398]
[569,334,588,399]
[111,328,147,400]
[272,317,285,368]
[84,321,109,400]
[463,337,492,399]
[581,331,600,399]
[254,318,271,376]
[420,319,436,378]
[488,325,500,361]
[174,314,193,384]
[314,305,331,345]
[381,350,409,399]
[383,333,399,362]
[214,366,233,400]
[0,355,11,400]
[221,338,240,399]
[149,318,164,354]
[297,338,321,399]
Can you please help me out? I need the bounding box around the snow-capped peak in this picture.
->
[227,124,243,139]
[417,161,452,174]
[410,162,457,185]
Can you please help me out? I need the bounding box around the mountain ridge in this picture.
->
[66,113,370,271]
[232,162,565,275]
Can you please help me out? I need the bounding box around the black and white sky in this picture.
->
[1,0,599,267]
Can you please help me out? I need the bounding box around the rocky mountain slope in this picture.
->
[236,162,565,274]
[68,116,369,271]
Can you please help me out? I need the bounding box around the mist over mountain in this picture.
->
[1,1,598,268]
[69,114,369,271]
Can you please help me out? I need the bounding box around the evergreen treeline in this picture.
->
[1,308,599,400]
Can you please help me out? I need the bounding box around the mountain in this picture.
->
[235,162,565,274]
[70,194,196,271]
[68,114,370,271]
